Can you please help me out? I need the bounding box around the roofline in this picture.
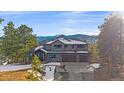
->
[46,39,65,45]
[46,39,87,45]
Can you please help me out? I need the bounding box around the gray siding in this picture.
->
[64,44,88,51]
[47,53,62,62]
[43,39,89,63]
[46,53,89,62]
[44,40,88,51]
[51,40,64,51]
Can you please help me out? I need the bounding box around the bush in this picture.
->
[26,55,45,81]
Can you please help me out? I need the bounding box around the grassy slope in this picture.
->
[0,70,29,81]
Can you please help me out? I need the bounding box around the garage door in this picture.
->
[79,54,88,62]
[62,54,76,62]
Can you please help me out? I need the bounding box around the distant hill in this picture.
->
[37,34,98,44]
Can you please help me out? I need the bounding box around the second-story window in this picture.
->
[54,45,62,48]
[77,45,85,48]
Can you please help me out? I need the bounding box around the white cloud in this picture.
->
[64,19,77,24]
[61,28,99,35]
[64,18,101,25]
[69,11,88,14]
[0,11,24,15]
[79,19,101,23]
[58,11,89,17]
[62,28,78,34]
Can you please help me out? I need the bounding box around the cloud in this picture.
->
[64,19,77,24]
[61,11,104,25]
[0,11,25,15]
[57,11,89,17]
[70,11,83,14]
[64,18,101,25]
[69,11,88,14]
[61,28,99,35]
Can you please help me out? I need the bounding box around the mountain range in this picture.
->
[37,34,98,44]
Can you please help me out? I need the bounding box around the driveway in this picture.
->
[0,64,31,71]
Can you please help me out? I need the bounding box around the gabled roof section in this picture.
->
[46,37,87,45]
[34,45,48,53]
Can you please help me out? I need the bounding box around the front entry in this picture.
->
[34,50,45,62]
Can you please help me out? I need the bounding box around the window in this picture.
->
[54,45,62,48]
[72,45,74,48]
[77,45,85,48]
[64,45,67,48]
[49,54,56,58]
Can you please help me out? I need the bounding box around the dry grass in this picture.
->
[0,70,29,81]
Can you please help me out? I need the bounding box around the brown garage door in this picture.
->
[62,54,76,62]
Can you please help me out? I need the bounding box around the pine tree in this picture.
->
[0,18,4,62]
[27,55,45,81]
[2,22,17,63]
[98,12,124,64]
[0,18,4,24]
[17,24,37,63]
[1,22,37,64]
[98,12,124,77]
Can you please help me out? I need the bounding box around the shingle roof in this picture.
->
[46,38,87,45]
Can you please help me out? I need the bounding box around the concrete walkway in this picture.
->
[0,64,31,71]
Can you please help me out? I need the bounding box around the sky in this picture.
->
[0,11,111,36]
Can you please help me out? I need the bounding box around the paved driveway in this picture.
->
[0,64,31,71]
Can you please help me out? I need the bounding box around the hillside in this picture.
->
[37,34,97,44]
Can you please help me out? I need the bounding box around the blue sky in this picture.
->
[0,11,111,36]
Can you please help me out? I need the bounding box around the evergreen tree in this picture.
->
[27,55,45,81]
[0,18,4,62]
[2,22,17,63]
[0,18,4,24]
[1,22,37,64]
[17,24,37,63]
[98,12,124,77]
[98,12,124,64]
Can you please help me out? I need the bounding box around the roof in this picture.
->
[46,38,87,45]
[47,51,88,54]
[34,46,43,51]
[34,46,48,53]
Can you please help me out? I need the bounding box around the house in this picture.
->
[33,37,89,63]
[33,37,90,80]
